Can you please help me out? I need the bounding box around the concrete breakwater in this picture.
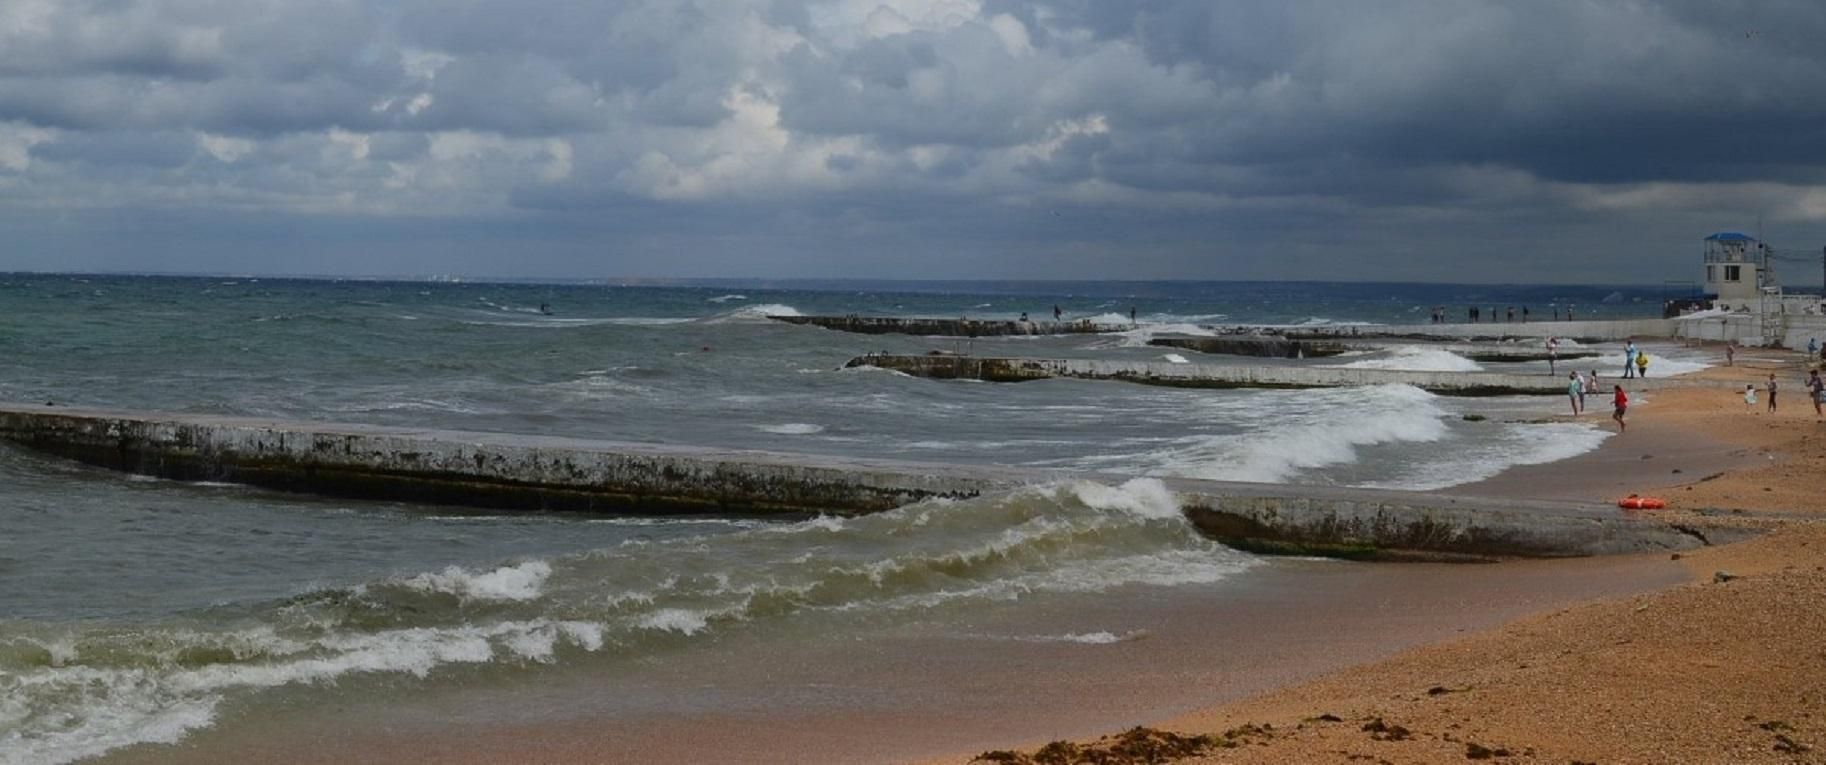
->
[1148,336,1603,362]
[0,404,1705,560]
[771,315,1131,336]
[1278,318,1676,343]
[847,354,1701,396]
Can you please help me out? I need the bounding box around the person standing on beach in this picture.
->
[1726,343,1735,366]
[1808,370,1823,418]
[1567,372,1583,415]
[1744,384,1757,412]
[1612,385,1628,432]
[1767,374,1779,413]
[1635,351,1649,378]
[1623,340,1638,378]
[1809,337,1819,357]
[1546,336,1559,375]
[1575,370,1589,412]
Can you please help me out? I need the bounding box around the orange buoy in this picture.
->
[1617,495,1666,510]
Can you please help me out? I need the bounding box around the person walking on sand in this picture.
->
[1612,385,1628,432]
[1767,374,1778,413]
[1567,372,1583,415]
[1810,337,1820,357]
[1808,370,1823,418]
[1744,384,1758,413]
[1623,340,1638,379]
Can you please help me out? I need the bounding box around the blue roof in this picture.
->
[1705,232,1757,242]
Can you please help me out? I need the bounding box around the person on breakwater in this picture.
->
[1767,374,1779,413]
[1613,385,1628,432]
[1129,306,1137,325]
[1623,340,1638,378]
[1052,305,1062,322]
[1567,372,1583,415]
[1507,306,1516,323]
[1522,305,1530,323]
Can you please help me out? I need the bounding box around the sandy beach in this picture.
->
[966,346,1826,764]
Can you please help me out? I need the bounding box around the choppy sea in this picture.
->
[0,275,1707,762]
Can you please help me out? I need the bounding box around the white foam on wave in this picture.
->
[1363,421,1612,491]
[1338,346,1484,372]
[720,303,803,320]
[755,423,825,435]
[1062,385,1451,484]
[398,561,552,603]
[1110,322,1217,348]
[0,616,606,765]
[706,294,748,303]
[1067,478,1181,521]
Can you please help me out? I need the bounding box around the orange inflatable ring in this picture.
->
[1617,495,1665,510]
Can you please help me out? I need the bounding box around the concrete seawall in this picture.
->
[1280,318,1676,343]
[848,354,1708,396]
[1148,336,1603,363]
[771,315,1130,336]
[0,404,1706,560]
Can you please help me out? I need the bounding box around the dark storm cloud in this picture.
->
[1,0,1825,281]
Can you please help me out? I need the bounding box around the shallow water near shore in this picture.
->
[0,275,1702,762]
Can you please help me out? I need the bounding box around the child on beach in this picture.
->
[1612,386,1628,432]
[1744,384,1757,412]
[1567,372,1583,415]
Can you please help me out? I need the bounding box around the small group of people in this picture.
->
[1465,306,1530,323]
[1749,369,1826,418]
[1622,339,1650,378]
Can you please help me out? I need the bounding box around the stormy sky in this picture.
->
[1,0,1824,284]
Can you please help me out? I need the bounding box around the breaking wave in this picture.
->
[0,479,1247,765]
[1338,346,1484,373]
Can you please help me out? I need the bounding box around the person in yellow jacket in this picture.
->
[1635,352,1649,378]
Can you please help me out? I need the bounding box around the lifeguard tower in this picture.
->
[1701,231,1770,303]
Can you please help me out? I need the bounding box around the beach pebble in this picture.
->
[1713,571,1740,583]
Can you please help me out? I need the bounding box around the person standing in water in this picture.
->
[1546,336,1559,375]
[1612,385,1628,432]
[1623,340,1638,378]
[1052,304,1062,322]
[1567,372,1583,415]
[1129,306,1137,326]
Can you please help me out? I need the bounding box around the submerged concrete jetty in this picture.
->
[848,354,1701,396]
[0,403,1706,560]
[771,315,1131,336]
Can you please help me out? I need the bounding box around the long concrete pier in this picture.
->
[771,315,1131,336]
[848,354,1706,396]
[1147,336,1604,363]
[0,403,1708,560]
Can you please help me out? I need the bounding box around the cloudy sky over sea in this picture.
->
[1,1,1822,282]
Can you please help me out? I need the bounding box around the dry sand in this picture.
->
[969,347,1826,764]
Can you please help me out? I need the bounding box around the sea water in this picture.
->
[0,275,1702,762]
